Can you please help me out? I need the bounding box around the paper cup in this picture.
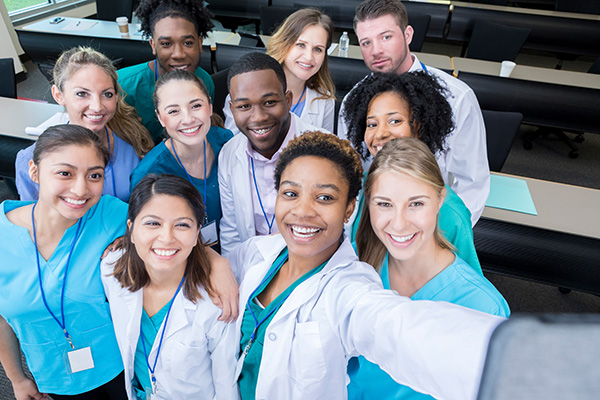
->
[116,17,129,35]
[500,61,516,77]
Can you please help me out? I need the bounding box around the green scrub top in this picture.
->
[238,248,327,400]
[133,303,169,399]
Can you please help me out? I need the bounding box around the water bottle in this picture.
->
[339,31,350,53]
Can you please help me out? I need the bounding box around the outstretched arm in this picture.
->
[206,247,239,323]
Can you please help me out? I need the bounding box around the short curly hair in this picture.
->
[342,71,454,160]
[275,131,363,202]
[135,0,214,39]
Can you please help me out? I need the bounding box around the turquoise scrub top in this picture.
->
[118,62,215,143]
[347,254,510,400]
[133,304,169,399]
[351,173,481,274]
[129,126,233,226]
[239,248,327,400]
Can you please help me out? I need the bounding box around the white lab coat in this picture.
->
[218,113,326,257]
[337,54,490,226]
[229,234,504,400]
[100,249,239,400]
[223,87,335,134]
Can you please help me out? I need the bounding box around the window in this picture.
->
[5,0,92,20]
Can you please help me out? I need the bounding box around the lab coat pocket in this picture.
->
[292,321,326,384]
[164,338,211,383]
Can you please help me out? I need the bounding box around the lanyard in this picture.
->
[31,203,83,349]
[420,61,429,74]
[105,126,117,197]
[171,138,209,225]
[242,256,289,357]
[290,85,307,114]
[250,157,276,234]
[140,276,185,395]
[154,59,159,81]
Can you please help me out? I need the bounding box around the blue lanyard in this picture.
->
[171,138,209,225]
[140,276,185,394]
[420,61,429,74]
[154,59,159,81]
[290,85,307,114]
[31,203,83,349]
[105,126,117,198]
[241,256,290,356]
[250,157,276,234]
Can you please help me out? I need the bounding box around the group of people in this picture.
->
[0,0,509,399]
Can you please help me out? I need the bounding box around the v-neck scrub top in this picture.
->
[0,196,127,395]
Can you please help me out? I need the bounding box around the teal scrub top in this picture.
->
[0,196,127,395]
[129,126,233,226]
[239,248,327,400]
[133,304,170,399]
[347,254,510,400]
[351,173,481,274]
[118,62,215,143]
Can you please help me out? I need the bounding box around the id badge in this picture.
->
[67,347,94,373]
[234,352,246,381]
[201,221,218,245]
[144,386,155,400]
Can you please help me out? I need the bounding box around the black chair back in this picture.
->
[215,43,266,72]
[466,20,531,62]
[589,57,600,74]
[408,14,431,52]
[477,314,600,400]
[211,68,230,121]
[96,0,134,21]
[0,58,17,98]
[482,110,522,172]
[555,0,600,14]
[260,5,295,35]
[328,56,370,99]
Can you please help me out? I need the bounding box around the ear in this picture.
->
[208,102,213,116]
[345,198,356,223]
[285,89,293,111]
[404,25,414,47]
[51,85,65,106]
[438,187,446,211]
[198,36,203,50]
[28,159,39,183]
[127,219,134,243]
[155,109,166,127]
[149,38,157,56]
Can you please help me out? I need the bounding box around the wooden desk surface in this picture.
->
[482,172,600,240]
[452,58,600,89]
[0,98,64,141]
[23,17,146,40]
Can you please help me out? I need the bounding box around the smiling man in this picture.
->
[338,0,490,226]
[218,52,326,256]
[117,0,215,142]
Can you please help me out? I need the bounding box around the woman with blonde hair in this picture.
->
[16,46,153,201]
[347,138,509,400]
[224,8,336,132]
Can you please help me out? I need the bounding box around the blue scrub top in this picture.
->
[0,196,127,395]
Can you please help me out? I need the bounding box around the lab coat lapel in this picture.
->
[119,288,143,361]
[160,292,195,342]
[233,144,255,237]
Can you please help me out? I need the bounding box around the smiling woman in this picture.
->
[229,131,505,400]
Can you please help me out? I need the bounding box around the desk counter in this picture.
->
[0,98,64,141]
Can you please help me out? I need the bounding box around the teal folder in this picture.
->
[486,175,538,215]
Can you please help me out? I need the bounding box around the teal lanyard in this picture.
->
[171,138,209,226]
[140,276,185,395]
[31,203,83,349]
[250,157,276,234]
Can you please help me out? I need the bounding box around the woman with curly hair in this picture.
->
[224,9,336,133]
[15,46,153,202]
[118,0,215,142]
[347,138,509,400]
[343,71,481,271]
[230,131,503,400]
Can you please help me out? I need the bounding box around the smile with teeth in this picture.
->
[290,225,321,238]
[251,127,273,136]
[85,114,104,121]
[297,61,313,68]
[171,65,189,71]
[180,125,200,134]
[63,197,87,205]
[153,248,178,257]
[389,232,416,243]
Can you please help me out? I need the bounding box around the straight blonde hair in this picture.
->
[267,9,335,101]
[356,138,453,271]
